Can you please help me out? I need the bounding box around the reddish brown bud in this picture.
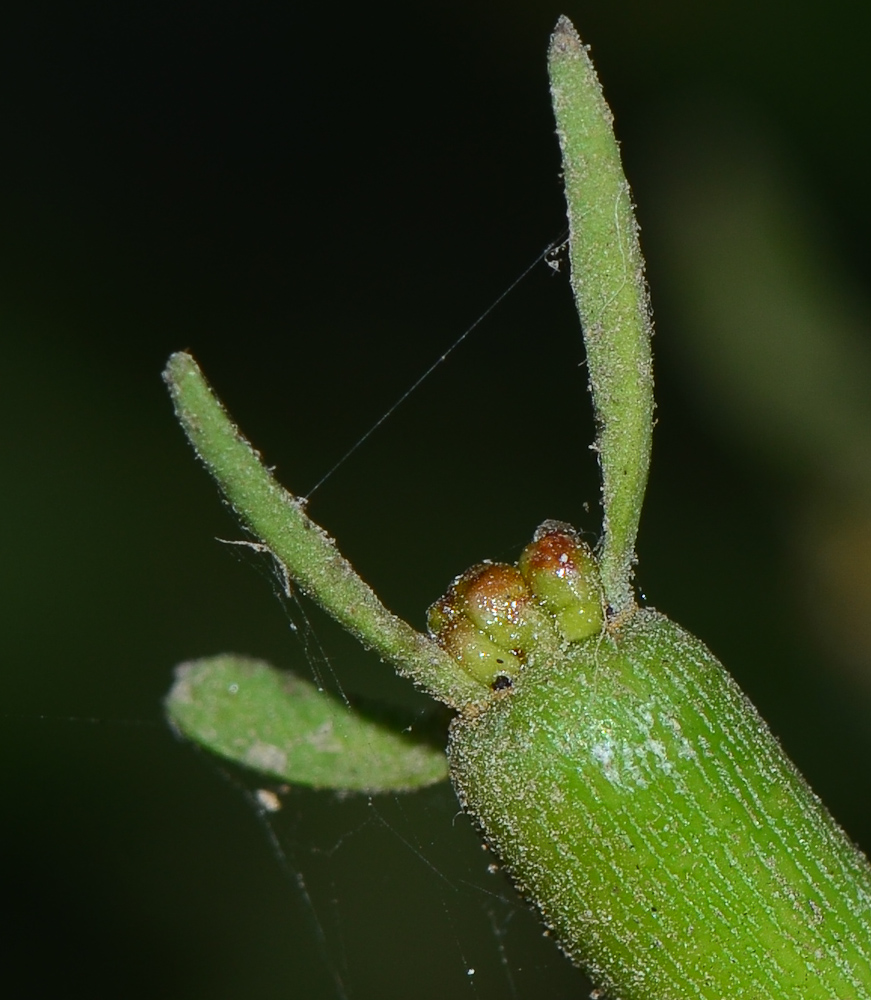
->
[519,520,604,640]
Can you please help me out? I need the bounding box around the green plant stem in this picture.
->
[451,608,871,998]
[163,352,485,709]
[548,18,654,616]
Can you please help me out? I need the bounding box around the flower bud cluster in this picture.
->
[427,521,604,690]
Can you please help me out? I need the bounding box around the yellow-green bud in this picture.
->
[455,563,556,654]
[519,520,605,641]
[427,602,522,687]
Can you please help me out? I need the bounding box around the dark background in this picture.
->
[4,1,871,997]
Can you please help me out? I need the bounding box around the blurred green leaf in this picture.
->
[167,655,449,792]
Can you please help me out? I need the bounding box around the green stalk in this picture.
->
[163,352,485,709]
[451,610,871,999]
[548,17,654,616]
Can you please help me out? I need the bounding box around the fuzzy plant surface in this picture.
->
[164,16,871,1000]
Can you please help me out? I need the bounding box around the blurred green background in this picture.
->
[4,1,871,997]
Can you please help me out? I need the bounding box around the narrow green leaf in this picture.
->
[163,351,485,709]
[548,18,654,616]
[167,655,449,792]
